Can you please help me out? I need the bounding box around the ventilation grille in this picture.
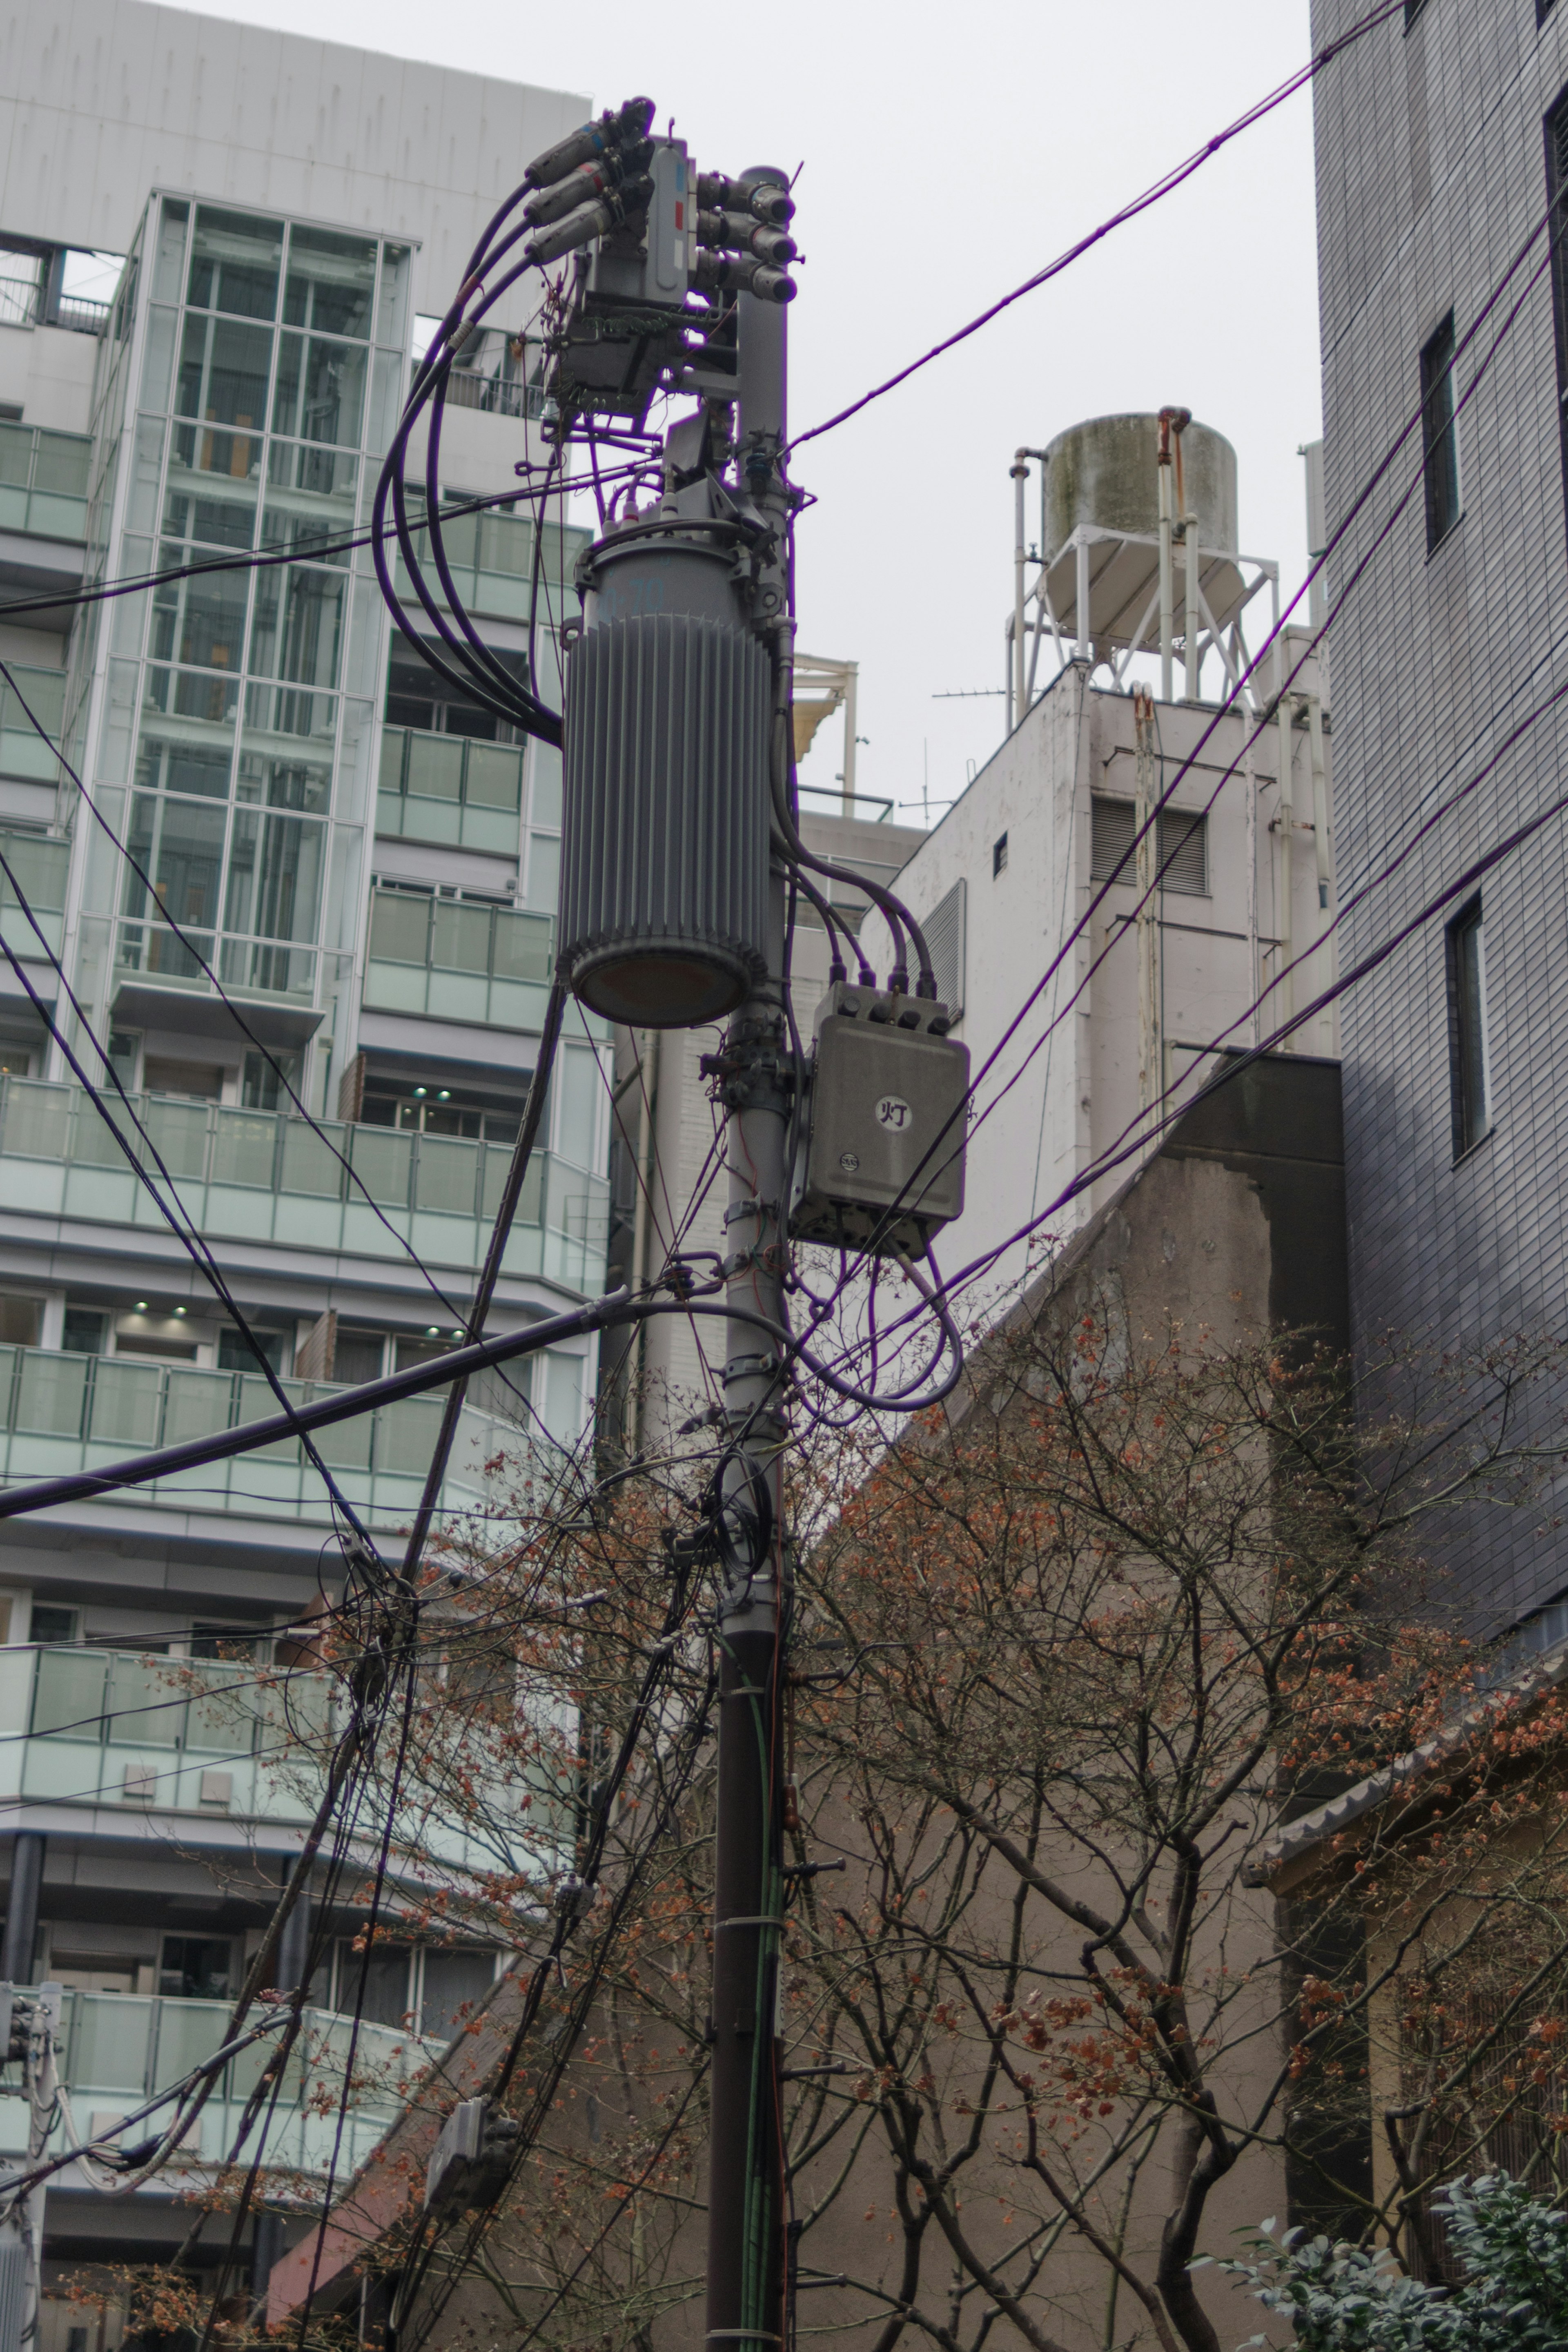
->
[922,879,966,1017]
[1090,795,1207,898]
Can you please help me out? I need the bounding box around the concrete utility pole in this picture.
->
[705,252,792,2352]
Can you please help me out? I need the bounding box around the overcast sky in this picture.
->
[196,0,1322,824]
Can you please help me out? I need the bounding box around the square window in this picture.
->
[1420,313,1461,551]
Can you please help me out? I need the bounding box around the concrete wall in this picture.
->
[862,667,1337,1323]
[0,0,588,314]
[1310,0,1568,1636]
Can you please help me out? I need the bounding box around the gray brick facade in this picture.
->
[1312,0,1568,1636]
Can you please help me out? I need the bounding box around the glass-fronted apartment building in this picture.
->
[0,0,597,2314]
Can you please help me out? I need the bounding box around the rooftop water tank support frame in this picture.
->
[1002,413,1281,716]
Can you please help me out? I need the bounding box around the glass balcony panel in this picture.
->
[414,1134,479,1217]
[378,727,406,796]
[404,732,462,802]
[15,1351,89,1436]
[72,1089,136,1169]
[184,1661,255,1755]
[481,1143,519,1222]
[367,891,429,964]
[31,432,92,498]
[490,910,553,983]
[230,1371,302,1459]
[71,1996,154,2095]
[151,1998,229,2090]
[89,1361,166,1451]
[31,1648,108,1738]
[378,1393,445,1463]
[279,1119,344,1198]
[210,1108,279,1188]
[435,508,478,570]
[0,1079,70,1161]
[477,510,532,577]
[529,742,563,830]
[0,832,69,914]
[463,742,522,810]
[310,1400,372,1471]
[0,425,31,488]
[142,1096,212,1180]
[105,1651,182,1748]
[430,900,490,974]
[348,1126,412,1208]
[163,1367,237,1445]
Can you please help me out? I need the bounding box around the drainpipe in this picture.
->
[1012,455,1029,727]
[1134,688,1162,1137]
[0,1833,45,1983]
[1174,416,1200,703]
[1156,409,1190,701]
[1276,700,1296,1048]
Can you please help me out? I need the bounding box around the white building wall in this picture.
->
[0,0,588,317]
[863,663,1338,1321]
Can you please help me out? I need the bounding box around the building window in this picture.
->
[1446,895,1491,1157]
[1090,795,1208,897]
[1543,0,1559,28]
[992,832,1008,877]
[1420,313,1461,551]
[1405,0,1431,23]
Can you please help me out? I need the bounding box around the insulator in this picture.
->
[696,173,795,226]
[694,212,798,266]
[692,250,797,304]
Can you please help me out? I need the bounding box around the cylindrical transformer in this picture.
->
[558,522,771,1028]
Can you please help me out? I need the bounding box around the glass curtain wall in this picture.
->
[74,198,409,1041]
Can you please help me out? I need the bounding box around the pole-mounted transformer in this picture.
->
[557,507,773,1027]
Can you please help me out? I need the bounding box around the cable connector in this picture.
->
[695,173,795,227]
[553,1875,597,1923]
[523,96,656,194]
[523,140,654,229]
[528,178,654,267]
[691,250,796,305]
[695,213,798,268]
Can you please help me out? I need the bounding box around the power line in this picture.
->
[788,0,1408,452]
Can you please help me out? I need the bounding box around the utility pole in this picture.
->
[706,247,791,2352]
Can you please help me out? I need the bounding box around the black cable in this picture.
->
[0,662,533,1333]
[788,0,1409,453]
[393,978,569,1586]
[0,839,383,1566]
[0,475,640,629]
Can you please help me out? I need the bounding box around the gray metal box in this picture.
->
[791,985,969,1255]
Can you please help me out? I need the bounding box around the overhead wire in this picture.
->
[787,0,1410,453]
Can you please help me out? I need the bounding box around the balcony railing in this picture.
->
[0,1643,568,1866]
[376,724,525,853]
[0,1076,609,1291]
[0,1986,438,2178]
[444,369,541,420]
[0,1346,531,1533]
[0,826,68,959]
[365,887,552,1030]
[393,506,588,626]
[0,424,91,542]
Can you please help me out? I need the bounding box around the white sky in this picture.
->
[192,0,1322,824]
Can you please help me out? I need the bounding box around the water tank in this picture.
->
[1043,414,1238,560]
[559,521,771,1028]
